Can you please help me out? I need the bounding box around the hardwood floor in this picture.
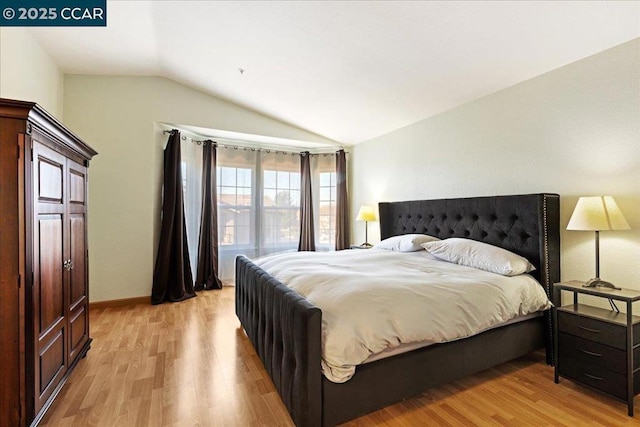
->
[41,287,640,426]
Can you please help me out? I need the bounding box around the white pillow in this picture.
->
[374,234,440,252]
[421,238,536,276]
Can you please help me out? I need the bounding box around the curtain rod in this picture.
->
[162,128,347,156]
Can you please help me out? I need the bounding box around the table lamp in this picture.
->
[356,205,377,247]
[567,196,630,289]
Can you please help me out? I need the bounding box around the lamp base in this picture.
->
[582,277,621,290]
[360,242,373,248]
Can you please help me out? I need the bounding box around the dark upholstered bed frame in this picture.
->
[236,193,560,426]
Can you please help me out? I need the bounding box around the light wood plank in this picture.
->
[40,287,640,426]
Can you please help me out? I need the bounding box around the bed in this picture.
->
[235,193,560,426]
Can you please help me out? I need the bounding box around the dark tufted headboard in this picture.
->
[378,193,560,294]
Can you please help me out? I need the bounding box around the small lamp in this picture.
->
[567,196,630,289]
[356,205,377,247]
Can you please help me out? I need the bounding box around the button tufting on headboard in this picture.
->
[378,194,560,294]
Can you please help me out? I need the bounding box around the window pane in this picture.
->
[238,187,252,206]
[237,209,250,227]
[221,225,235,245]
[238,168,252,187]
[319,172,331,187]
[276,190,292,207]
[290,190,300,207]
[277,171,289,188]
[264,189,277,206]
[290,173,300,189]
[319,169,336,245]
[220,167,236,186]
[319,188,330,202]
[236,226,250,245]
[264,170,276,188]
[218,186,235,205]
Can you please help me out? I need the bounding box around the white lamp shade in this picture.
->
[356,205,377,222]
[567,196,630,231]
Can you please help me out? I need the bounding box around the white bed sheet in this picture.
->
[254,248,551,383]
[362,311,542,364]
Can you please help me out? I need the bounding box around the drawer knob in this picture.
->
[578,325,601,334]
[579,348,602,357]
[583,372,603,381]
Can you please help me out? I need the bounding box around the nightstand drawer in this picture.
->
[553,282,640,416]
[558,354,640,401]
[559,333,631,375]
[558,311,626,350]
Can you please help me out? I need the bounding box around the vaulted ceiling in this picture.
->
[29,1,640,144]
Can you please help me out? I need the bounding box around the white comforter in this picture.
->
[254,249,551,383]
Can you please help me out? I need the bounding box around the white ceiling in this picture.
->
[29,1,640,145]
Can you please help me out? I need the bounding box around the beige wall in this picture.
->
[352,39,640,290]
[0,28,64,118]
[63,75,335,302]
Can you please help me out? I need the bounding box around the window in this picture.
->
[262,169,300,246]
[313,153,337,250]
[318,171,336,246]
[217,166,252,246]
[195,147,337,280]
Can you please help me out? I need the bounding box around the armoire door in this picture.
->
[66,159,89,362]
[31,140,68,414]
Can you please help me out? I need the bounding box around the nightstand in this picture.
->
[350,244,372,249]
[553,280,640,416]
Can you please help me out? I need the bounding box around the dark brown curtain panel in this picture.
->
[195,141,223,290]
[335,149,350,250]
[298,152,315,251]
[151,130,196,304]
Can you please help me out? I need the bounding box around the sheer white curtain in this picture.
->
[216,147,258,280]
[182,143,339,282]
[181,139,203,277]
[260,150,301,256]
[311,153,337,250]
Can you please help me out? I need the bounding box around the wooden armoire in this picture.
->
[0,98,98,426]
